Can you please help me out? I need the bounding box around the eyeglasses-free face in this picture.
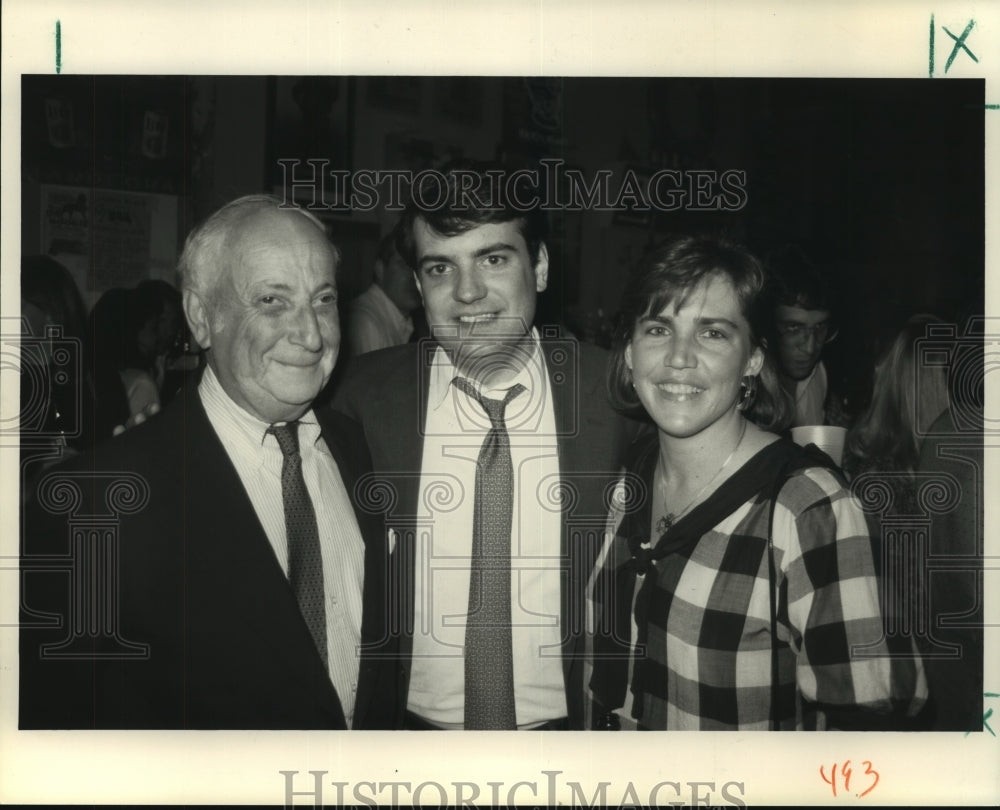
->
[625,274,763,441]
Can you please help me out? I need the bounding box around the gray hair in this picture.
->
[178,195,339,300]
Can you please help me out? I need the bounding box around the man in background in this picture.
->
[765,244,847,427]
[347,232,422,355]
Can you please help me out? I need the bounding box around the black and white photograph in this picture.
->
[2,2,998,806]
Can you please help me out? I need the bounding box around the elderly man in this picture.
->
[334,164,631,730]
[20,196,396,729]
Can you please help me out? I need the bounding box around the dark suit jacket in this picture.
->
[19,379,397,729]
[333,334,631,729]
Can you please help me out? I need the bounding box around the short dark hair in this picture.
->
[764,243,837,313]
[394,160,548,271]
[608,234,791,431]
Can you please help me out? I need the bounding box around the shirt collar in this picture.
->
[428,327,544,412]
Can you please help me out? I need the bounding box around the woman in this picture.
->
[844,314,951,494]
[20,255,92,447]
[89,287,162,422]
[845,314,976,730]
[587,235,925,730]
[135,278,193,404]
[20,256,98,503]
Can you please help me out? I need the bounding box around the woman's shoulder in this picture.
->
[779,464,851,509]
[750,434,853,516]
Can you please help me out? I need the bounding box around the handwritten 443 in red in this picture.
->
[819,760,879,798]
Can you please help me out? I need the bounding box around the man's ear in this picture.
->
[183,289,212,350]
[534,242,549,293]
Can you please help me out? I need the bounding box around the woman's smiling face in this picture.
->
[626,273,763,440]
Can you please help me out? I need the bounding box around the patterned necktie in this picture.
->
[268,422,328,669]
[453,377,525,730]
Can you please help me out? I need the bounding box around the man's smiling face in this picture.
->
[413,218,548,381]
[187,208,340,423]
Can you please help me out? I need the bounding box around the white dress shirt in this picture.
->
[792,360,828,426]
[348,283,414,356]
[407,330,567,728]
[199,365,366,724]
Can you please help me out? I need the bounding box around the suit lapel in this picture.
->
[395,342,429,520]
[541,338,577,686]
[394,343,432,665]
[317,410,388,729]
[183,389,348,727]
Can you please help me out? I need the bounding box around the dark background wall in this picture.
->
[21,75,984,403]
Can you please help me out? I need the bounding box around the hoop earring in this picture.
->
[737,374,758,411]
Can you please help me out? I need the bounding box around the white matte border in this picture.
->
[2,1,997,805]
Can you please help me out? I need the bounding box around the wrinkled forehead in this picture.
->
[221,210,335,281]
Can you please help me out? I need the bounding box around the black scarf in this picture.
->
[589,433,840,721]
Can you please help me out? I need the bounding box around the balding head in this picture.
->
[181,196,342,423]
[179,195,339,304]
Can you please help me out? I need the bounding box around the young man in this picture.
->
[765,244,845,427]
[334,164,631,730]
[348,232,422,356]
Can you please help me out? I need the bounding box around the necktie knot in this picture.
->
[268,422,301,458]
[453,378,526,429]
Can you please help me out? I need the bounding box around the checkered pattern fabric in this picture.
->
[588,439,926,730]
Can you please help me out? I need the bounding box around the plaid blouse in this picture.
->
[586,436,927,730]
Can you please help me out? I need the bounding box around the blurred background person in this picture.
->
[19,255,94,451]
[841,315,951,731]
[88,287,162,428]
[844,312,983,731]
[346,231,422,356]
[843,314,950,501]
[135,278,196,404]
[916,319,983,731]
[588,235,924,730]
[764,244,848,428]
